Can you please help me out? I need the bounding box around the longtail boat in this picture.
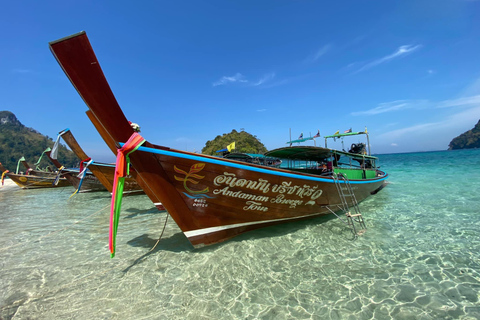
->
[19,157,55,177]
[0,161,70,189]
[45,150,107,193]
[52,127,143,194]
[49,32,388,255]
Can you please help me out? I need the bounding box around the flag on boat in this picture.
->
[299,132,303,139]
[344,128,352,133]
[313,130,320,138]
[227,142,236,152]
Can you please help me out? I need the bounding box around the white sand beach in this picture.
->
[0,178,19,191]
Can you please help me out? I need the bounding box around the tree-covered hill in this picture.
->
[0,111,78,171]
[448,120,480,150]
[202,129,268,155]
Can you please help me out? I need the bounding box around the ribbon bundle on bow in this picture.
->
[109,132,146,258]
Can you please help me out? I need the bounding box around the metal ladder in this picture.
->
[324,172,367,239]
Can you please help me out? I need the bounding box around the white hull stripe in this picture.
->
[154,202,163,206]
[184,213,320,238]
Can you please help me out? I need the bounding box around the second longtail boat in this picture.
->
[51,127,143,194]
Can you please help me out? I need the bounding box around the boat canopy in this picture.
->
[323,131,367,139]
[324,130,372,156]
[224,153,274,160]
[286,137,315,144]
[265,146,377,161]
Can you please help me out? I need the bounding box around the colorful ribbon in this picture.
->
[79,157,92,172]
[1,170,9,186]
[16,157,25,174]
[35,148,51,171]
[110,132,146,258]
[53,166,64,186]
[69,159,94,198]
[51,129,69,160]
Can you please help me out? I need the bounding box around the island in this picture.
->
[448,120,480,150]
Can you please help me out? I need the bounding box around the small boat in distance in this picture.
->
[0,161,71,189]
[51,127,144,195]
[45,149,107,193]
[49,32,388,255]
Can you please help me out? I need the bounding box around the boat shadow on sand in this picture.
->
[122,206,166,219]
[121,214,347,273]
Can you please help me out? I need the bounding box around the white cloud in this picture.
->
[351,100,428,116]
[261,79,289,88]
[375,103,480,152]
[436,95,480,108]
[378,121,439,139]
[252,73,276,86]
[305,44,331,63]
[371,78,480,153]
[352,44,422,74]
[212,73,248,87]
[257,109,267,112]
[353,95,480,117]
[461,77,480,96]
[213,72,277,87]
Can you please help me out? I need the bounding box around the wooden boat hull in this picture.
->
[0,162,71,189]
[6,173,71,189]
[49,32,387,248]
[128,145,386,246]
[45,150,107,193]
[63,170,107,193]
[85,162,142,194]
[58,127,144,194]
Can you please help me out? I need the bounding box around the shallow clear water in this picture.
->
[1,149,480,319]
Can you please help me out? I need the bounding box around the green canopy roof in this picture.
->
[265,146,377,161]
[286,137,315,144]
[224,153,278,160]
[324,131,366,139]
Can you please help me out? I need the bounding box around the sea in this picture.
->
[1,149,480,320]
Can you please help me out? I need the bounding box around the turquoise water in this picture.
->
[1,149,480,319]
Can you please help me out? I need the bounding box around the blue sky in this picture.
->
[1,1,479,162]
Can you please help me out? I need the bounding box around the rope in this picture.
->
[149,212,170,252]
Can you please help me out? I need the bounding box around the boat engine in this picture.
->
[349,143,366,154]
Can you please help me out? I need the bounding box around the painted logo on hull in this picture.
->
[174,163,212,199]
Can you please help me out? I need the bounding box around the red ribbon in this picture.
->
[79,157,92,172]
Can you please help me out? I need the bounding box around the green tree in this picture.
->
[202,129,268,155]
